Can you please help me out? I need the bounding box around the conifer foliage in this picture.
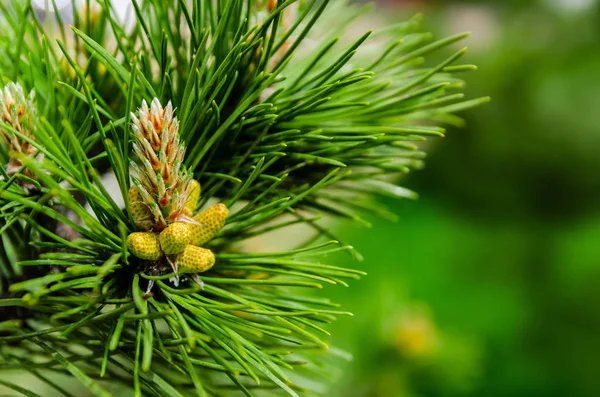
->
[0,1,487,395]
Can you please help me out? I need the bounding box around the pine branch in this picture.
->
[0,1,488,396]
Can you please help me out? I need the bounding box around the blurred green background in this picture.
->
[328,0,600,396]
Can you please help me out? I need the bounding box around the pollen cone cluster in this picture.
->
[126,98,228,275]
[0,82,37,176]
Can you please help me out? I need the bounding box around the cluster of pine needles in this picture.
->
[0,0,487,396]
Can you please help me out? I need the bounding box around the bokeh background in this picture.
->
[6,0,600,395]
[327,0,600,396]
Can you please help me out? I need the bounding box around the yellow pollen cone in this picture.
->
[189,203,229,246]
[128,186,153,231]
[177,245,215,273]
[159,222,192,255]
[184,180,201,216]
[127,232,163,261]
